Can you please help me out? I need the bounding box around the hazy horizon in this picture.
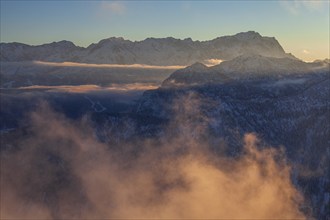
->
[1,1,329,61]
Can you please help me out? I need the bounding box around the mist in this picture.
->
[17,83,159,94]
[32,61,185,70]
[1,95,306,219]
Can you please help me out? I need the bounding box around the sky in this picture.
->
[0,0,329,61]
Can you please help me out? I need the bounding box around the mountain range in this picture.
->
[1,31,295,65]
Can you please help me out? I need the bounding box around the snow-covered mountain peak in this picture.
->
[96,37,129,45]
[233,31,262,40]
[103,37,126,42]
[184,62,208,71]
[183,37,193,42]
[46,40,76,48]
[162,62,223,87]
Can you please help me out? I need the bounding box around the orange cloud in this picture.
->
[1,96,306,219]
[18,83,159,93]
[33,61,185,70]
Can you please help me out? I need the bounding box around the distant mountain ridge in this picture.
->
[0,31,296,65]
[162,54,330,87]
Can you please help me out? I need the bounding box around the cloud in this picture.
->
[302,0,326,11]
[18,83,159,93]
[279,0,301,15]
[100,1,126,15]
[33,61,185,70]
[204,59,224,66]
[303,49,310,54]
[279,0,326,15]
[1,95,307,219]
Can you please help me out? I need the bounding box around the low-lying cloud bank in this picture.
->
[18,83,159,93]
[33,61,185,70]
[1,96,306,219]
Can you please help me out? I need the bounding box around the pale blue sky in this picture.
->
[0,0,329,61]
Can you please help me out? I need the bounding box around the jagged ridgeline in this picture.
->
[1,31,295,65]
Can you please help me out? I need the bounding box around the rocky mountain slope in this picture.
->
[162,55,329,87]
[135,68,329,219]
